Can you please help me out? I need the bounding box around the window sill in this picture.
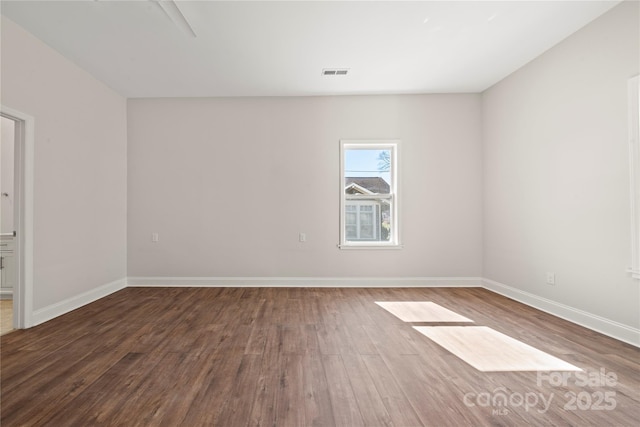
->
[338,244,404,250]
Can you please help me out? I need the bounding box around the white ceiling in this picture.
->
[1,0,621,98]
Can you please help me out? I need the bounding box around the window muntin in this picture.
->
[340,140,400,248]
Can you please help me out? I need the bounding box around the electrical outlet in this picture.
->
[546,272,555,285]
[152,233,159,242]
[299,233,306,242]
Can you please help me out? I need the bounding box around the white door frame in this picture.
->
[1,105,34,329]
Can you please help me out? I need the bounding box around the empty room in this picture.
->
[1,1,638,426]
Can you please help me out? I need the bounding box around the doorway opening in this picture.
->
[1,116,16,334]
[1,106,35,331]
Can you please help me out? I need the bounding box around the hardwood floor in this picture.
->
[1,287,638,426]
[0,300,12,336]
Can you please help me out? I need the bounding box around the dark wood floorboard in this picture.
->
[1,287,639,426]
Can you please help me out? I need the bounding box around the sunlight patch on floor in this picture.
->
[414,326,582,372]
[375,301,474,323]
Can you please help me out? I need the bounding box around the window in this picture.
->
[339,140,400,248]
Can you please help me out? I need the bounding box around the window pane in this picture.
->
[381,209,391,241]
[360,211,373,225]
[343,198,388,242]
[360,225,374,239]
[344,149,391,195]
[345,211,357,225]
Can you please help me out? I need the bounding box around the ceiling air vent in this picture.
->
[322,68,349,76]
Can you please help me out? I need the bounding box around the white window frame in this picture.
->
[628,75,640,279]
[339,139,401,249]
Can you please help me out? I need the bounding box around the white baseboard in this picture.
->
[0,289,13,300]
[482,278,640,348]
[127,276,484,288]
[32,278,127,327]
[25,275,639,348]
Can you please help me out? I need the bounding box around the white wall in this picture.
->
[483,1,639,328]
[128,94,483,279]
[1,17,128,310]
[1,116,15,234]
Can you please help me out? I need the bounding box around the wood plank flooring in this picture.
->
[1,287,638,426]
[0,300,12,336]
